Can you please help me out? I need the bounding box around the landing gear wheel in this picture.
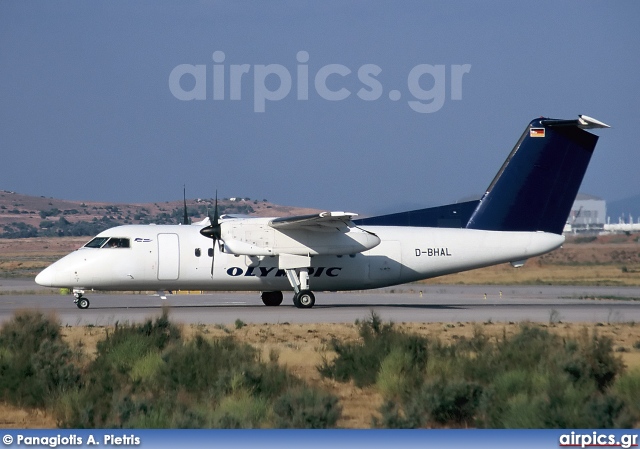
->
[261,291,283,307]
[294,290,315,309]
[76,298,90,309]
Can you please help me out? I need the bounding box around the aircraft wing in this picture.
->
[269,212,358,231]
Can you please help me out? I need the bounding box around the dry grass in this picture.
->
[0,403,56,428]
[423,261,640,286]
[422,234,640,286]
[0,237,87,278]
[4,320,640,429]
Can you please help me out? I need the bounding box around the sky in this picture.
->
[1,1,638,215]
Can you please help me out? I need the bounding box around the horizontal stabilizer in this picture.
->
[540,115,610,129]
[354,200,480,228]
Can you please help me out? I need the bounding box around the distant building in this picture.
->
[568,194,606,226]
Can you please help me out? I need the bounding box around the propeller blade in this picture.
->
[211,192,221,239]
[199,192,222,277]
[182,185,189,225]
[210,238,215,276]
[201,192,222,239]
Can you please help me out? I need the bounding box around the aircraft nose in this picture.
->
[35,267,55,287]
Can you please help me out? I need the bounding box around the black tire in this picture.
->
[261,291,283,306]
[77,298,90,309]
[294,290,315,309]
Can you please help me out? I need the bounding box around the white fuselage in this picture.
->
[35,223,564,293]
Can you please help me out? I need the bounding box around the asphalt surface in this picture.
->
[1,278,639,325]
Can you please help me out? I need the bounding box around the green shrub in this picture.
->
[0,309,61,354]
[56,312,305,428]
[0,310,79,408]
[370,324,630,429]
[103,309,181,353]
[496,393,546,428]
[414,379,483,427]
[374,400,412,428]
[103,333,154,372]
[613,368,640,422]
[583,392,632,428]
[30,339,80,398]
[319,312,428,388]
[376,378,483,428]
[376,348,413,400]
[272,387,341,428]
[129,351,164,383]
[161,335,258,396]
[211,390,269,428]
[474,325,557,382]
[561,329,623,391]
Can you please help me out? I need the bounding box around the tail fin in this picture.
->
[466,115,609,234]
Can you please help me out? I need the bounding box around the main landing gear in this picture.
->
[286,267,316,309]
[261,291,283,306]
[261,267,317,309]
[73,289,90,309]
[261,289,315,308]
[293,290,315,309]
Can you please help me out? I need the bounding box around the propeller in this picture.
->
[182,185,189,225]
[199,193,222,275]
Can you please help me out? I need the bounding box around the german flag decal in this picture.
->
[530,128,545,138]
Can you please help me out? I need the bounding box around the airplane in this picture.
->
[35,115,609,309]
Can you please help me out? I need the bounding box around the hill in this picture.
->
[0,190,320,238]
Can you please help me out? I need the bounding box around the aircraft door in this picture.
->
[157,233,180,280]
[368,241,402,280]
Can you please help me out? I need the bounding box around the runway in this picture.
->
[1,278,639,326]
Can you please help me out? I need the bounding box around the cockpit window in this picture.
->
[83,237,130,248]
[105,238,130,248]
[84,237,109,248]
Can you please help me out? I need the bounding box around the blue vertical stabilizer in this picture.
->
[355,115,607,233]
[466,116,608,234]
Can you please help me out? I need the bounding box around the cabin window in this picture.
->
[105,238,130,248]
[208,248,213,257]
[195,248,201,257]
[84,237,109,248]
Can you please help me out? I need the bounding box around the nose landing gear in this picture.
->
[73,289,90,309]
